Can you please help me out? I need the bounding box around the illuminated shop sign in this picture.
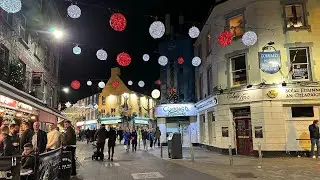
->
[154,103,197,117]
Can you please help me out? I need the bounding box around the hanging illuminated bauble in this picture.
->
[178,56,184,65]
[149,21,165,39]
[98,81,105,89]
[217,31,234,47]
[158,56,168,66]
[0,0,22,13]
[192,56,202,67]
[110,13,127,31]
[128,80,133,86]
[73,45,81,55]
[143,54,150,61]
[188,26,200,38]
[86,80,92,86]
[65,102,71,108]
[67,4,81,19]
[112,81,120,88]
[116,52,131,66]
[71,80,80,90]
[138,81,145,87]
[151,89,161,99]
[96,49,108,60]
[242,31,258,46]
[155,80,161,85]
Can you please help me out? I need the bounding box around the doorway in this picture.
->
[233,108,253,155]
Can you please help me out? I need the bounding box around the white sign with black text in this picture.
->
[195,96,218,112]
[154,103,197,117]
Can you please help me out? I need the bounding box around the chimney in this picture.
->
[111,67,121,76]
[165,14,170,35]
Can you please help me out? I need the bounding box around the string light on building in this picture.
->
[65,102,71,108]
[67,4,81,19]
[73,45,81,55]
[188,26,200,38]
[151,89,161,99]
[242,31,258,46]
[149,21,165,39]
[143,54,150,61]
[138,81,145,87]
[0,0,22,13]
[98,81,105,88]
[158,56,168,66]
[86,80,92,86]
[96,49,108,60]
[192,56,202,67]
[128,80,133,85]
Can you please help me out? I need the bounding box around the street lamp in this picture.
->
[49,27,64,39]
[62,87,69,94]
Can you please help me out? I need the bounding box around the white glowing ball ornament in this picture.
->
[87,80,92,86]
[128,81,133,86]
[188,26,200,38]
[96,49,108,60]
[138,81,145,87]
[242,31,258,46]
[149,21,165,39]
[158,56,168,66]
[151,89,161,99]
[0,0,22,13]
[143,54,150,61]
[73,45,81,55]
[192,56,202,67]
[67,4,81,19]
[98,81,105,89]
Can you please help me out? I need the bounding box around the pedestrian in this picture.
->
[131,129,138,152]
[20,121,33,151]
[123,128,131,152]
[32,121,47,153]
[0,126,13,156]
[94,124,108,160]
[62,120,77,176]
[309,120,320,158]
[107,127,117,161]
[154,127,161,148]
[46,123,60,151]
[85,128,91,144]
[118,127,123,144]
[149,128,155,149]
[9,124,20,153]
[141,128,148,151]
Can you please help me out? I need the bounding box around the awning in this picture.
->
[0,81,71,121]
[99,117,121,124]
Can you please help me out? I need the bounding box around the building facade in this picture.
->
[195,0,320,156]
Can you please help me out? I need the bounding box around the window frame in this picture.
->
[199,73,203,100]
[225,8,246,39]
[229,54,247,87]
[19,14,28,45]
[289,47,311,81]
[206,31,211,56]
[207,66,212,96]
[281,0,310,32]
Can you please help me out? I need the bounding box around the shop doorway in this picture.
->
[233,108,253,155]
[166,117,190,147]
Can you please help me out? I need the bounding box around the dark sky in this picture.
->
[57,0,215,103]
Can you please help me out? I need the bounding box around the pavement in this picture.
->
[73,141,320,180]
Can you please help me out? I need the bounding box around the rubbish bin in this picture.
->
[169,133,182,159]
[59,151,72,180]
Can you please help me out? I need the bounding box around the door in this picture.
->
[235,118,253,155]
[180,123,190,147]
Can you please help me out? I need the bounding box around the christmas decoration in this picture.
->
[0,0,22,13]
[188,26,200,38]
[96,49,108,60]
[143,54,150,61]
[128,80,133,85]
[217,31,234,47]
[67,4,81,19]
[155,80,161,85]
[110,13,127,31]
[112,81,120,88]
[73,45,81,55]
[86,80,92,86]
[7,60,25,90]
[158,56,168,66]
[149,21,165,39]
[116,52,131,66]
[167,88,178,103]
[178,56,184,64]
[71,80,80,90]
[138,81,145,87]
[192,56,201,67]
[65,102,71,108]
[242,31,258,46]
[98,81,105,88]
[151,89,160,99]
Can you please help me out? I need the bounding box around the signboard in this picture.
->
[195,96,218,112]
[0,156,21,180]
[0,96,17,108]
[259,51,281,74]
[37,148,61,180]
[154,103,197,117]
[266,87,320,100]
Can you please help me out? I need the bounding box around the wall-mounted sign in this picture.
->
[266,87,320,100]
[17,102,33,111]
[0,95,17,108]
[227,92,250,102]
[259,51,281,74]
[154,103,197,117]
[195,96,218,112]
[76,120,98,126]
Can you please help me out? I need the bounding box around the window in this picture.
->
[230,55,247,86]
[199,73,203,99]
[290,47,310,81]
[207,67,212,95]
[291,107,314,117]
[228,14,244,38]
[102,96,106,105]
[206,33,211,56]
[198,44,202,59]
[20,14,28,44]
[2,11,13,27]
[284,4,306,29]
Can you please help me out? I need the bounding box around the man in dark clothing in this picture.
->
[9,124,20,154]
[141,129,149,151]
[0,126,14,156]
[94,124,108,160]
[21,143,35,170]
[107,127,117,161]
[62,120,77,176]
[309,120,320,158]
[20,122,33,151]
[117,128,123,144]
[32,121,47,154]
[131,129,138,152]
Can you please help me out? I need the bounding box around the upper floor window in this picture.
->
[228,14,244,38]
[198,44,202,59]
[102,96,106,105]
[206,32,211,56]
[207,67,212,95]
[290,47,311,81]
[1,11,13,27]
[20,14,28,44]
[199,73,203,99]
[284,3,307,30]
[230,54,247,86]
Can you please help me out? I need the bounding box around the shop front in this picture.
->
[76,120,98,130]
[155,103,197,147]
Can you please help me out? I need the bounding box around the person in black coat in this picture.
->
[62,120,77,175]
[94,124,108,158]
[117,127,123,144]
[20,122,33,151]
[0,126,14,156]
[309,120,320,158]
[21,143,35,170]
[107,127,117,161]
[131,129,138,152]
[31,122,47,154]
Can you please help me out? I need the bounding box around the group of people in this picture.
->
[94,124,117,161]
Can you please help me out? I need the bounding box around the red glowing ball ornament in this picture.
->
[117,52,131,66]
[110,13,127,31]
[71,80,80,90]
[178,56,184,64]
[217,31,234,47]
[155,80,161,85]
[112,81,120,88]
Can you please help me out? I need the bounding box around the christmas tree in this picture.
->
[8,60,25,90]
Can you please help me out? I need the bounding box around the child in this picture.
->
[21,143,35,170]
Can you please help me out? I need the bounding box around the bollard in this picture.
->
[258,142,262,168]
[160,143,163,158]
[190,143,195,162]
[229,145,233,166]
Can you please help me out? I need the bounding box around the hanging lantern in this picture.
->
[188,26,200,38]
[71,80,80,90]
[98,81,105,88]
[143,54,150,61]
[96,49,108,60]
[149,21,165,39]
[178,56,184,65]
[151,89,161,99]
[73,45,81,55]
[86,80,92,86]
[67,4,81,19]
[217,31,234,47]
[138,81,145,87]
[158,56,168,66]
[116,52,131,66]
[128,80,133,86]
[112,81,120,88]
[110,13,127,31]
[242,31,258,46]
[192,56,202,67]
[0,0,22,13]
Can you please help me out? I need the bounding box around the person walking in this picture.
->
[46,123,60,151]
[131,129,138,152]
[32,121,47,153]
[149,128,155,149]
[141,128,149,151]
[107,127,117,161]
[123,128,131,152]
[309,120,320,158]
[62,120,77,176]
[117,127,124,144]
[154,127,161,148]
[94,124,108,160]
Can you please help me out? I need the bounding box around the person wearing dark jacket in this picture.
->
[131,129,138,152]
[9,124,20,154]
[94,124,108,159]
[31,121,47,153]
[141,129,149,151]
[117,128,123,144]
[309,120,320,158]
[0,126,14,156]
[62,120,77,176]
[107,127,117,161]
[21,143,35,170]
[20,122,33,151]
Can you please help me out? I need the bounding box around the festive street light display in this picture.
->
[178,56,184,65]
[110,13,127,31]
[217,31,234,47]
[0,0,22,13]
[71,80,81,90]
[151,89,161,99]
[98,81,105,88]
[242,31,258,46]
[143,54,150,61]
[67,4,81,19]
[96,49,108,60]
[128,80,133,85]
[116,52,131,66]
[149,21,165,39]
[86,80,92,86]
[73,45,81,55]
[112,81,120,88]
[65,102,71,108]
[158,56,168,66]
[138,81,145,87]
[188,26,200,38]
[192,56,202,67]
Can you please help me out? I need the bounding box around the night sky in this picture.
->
[56,0,215,103]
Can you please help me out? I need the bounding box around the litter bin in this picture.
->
[59,151,72,180]
[168,133,182,159]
